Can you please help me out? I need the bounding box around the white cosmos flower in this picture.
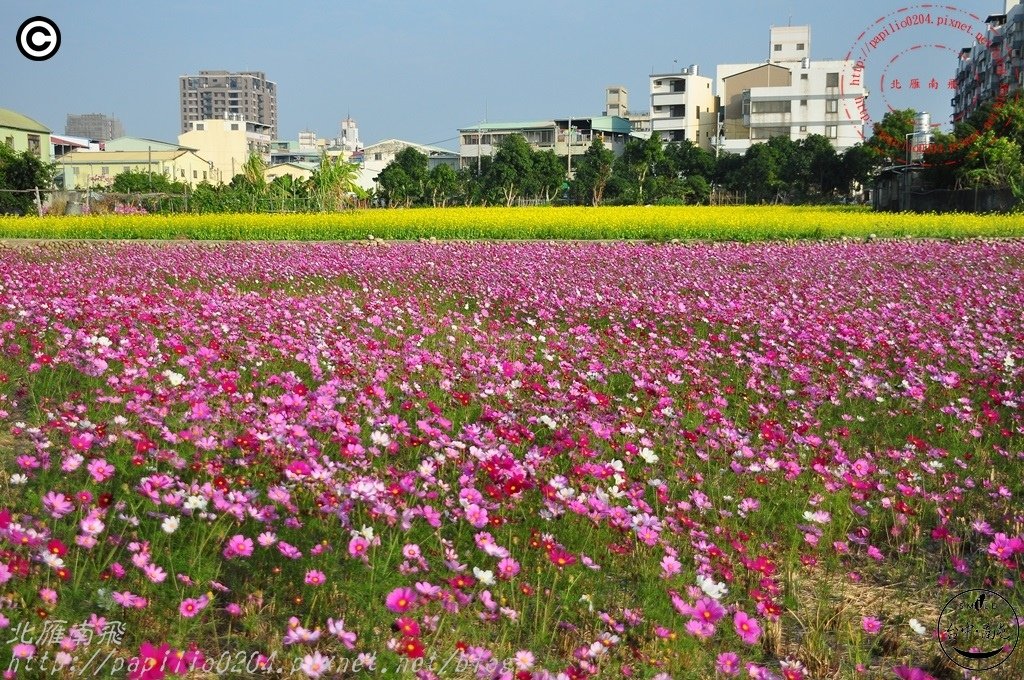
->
[472,567,495,586]
[10,474,27,485]
[909,618,928,636]
[639,448,659,464]
[697,575,729,600]
[161,370,184,387]
[161,516,180,534]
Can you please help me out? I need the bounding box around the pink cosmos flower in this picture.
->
[385,587,417,613]
[497,557,520,579]
[692,597,726,624]
[300,651,330,678]
[224,534,254,559]
[11,643,35,659]
[304,570,326,586]
[179,594,209,618]
[716,652,741,676]
[42,491,74,518]
[862,616,882,634]
[87,458,115,483]
[734,611,761,644]
[348,535,370,558]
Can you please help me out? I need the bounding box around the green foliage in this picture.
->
[571,139,615,206]
[111,169,186,195]
[425,164,460,208]
[0,145,55,215]
[312,154,364,210]
[865,109,916,166]
[484,134,535,206]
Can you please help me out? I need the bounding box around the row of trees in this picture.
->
[374,132,879,208]
[867,97,1024,193]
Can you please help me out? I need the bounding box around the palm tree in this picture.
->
[312,153,366,211]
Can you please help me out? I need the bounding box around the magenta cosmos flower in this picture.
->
[734,611,761,644]
[385,587,417,613]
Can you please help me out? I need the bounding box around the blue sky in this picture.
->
[1,1,1000,149]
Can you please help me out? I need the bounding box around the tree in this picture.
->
[376,164,414,207]
[0,146,56,215]
[865,109,916,166]
[531,149,565,202]
[111,169,184,195]
[617,133,665,204]
[838,144,877,197]
[311,154,364,210]
[484,134,535,206]
[425,163,459,207]
[571,138,615,206]
[735,143,783,203]
[959,131,1024,188]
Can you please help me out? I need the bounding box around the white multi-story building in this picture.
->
[649,65,719,149]
[715,26,867,153]
[952,2,1024,124]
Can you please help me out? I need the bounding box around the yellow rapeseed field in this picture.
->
[0,206,1020,240]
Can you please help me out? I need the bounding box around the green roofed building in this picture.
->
[0,108,52,159]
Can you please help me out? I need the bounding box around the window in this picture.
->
[800,99,808,106]
[196,123,205,131]
[826,72,839,87]
[801,74,808,80]
[669,105,685,117]
[72,166,79,175]
[203,171,207,180]
[826,125,838,138]
[799,125,807,132]
[123,166,130,173]
[27,134,41,157]
[797,43,805,50]
[3,136,12,147]
[193,170,198,179]
[751,100,791,114]
[374,153,382,161]
[826,99,839,113]
[670,79,685,93]
[774,43,782,51]
[101,166,109,175]
[231,123,239,131]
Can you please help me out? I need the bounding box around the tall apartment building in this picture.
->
[179,71,278,139]
[715,26,867,153]
[65,113,124,141]
[604,86,652,138]
[952,1,1024,124]
[649,65,718,149]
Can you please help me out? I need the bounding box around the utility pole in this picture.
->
[148,146,153,191]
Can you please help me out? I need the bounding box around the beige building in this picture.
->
[264,161,317,183]
[715,25,867,153]
[180,70,278,138]
[57,149,213,189]
[178,116,273,184]
[649,66,719,149]
[0,108,51,159]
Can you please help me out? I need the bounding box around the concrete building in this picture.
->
[604,86,652,138]
[715,26,867,153]
[649,65,718,149]
[178,115,273,184]
[0,108,51,159]
[458,117,635,171]
[56,149,213,189]
[179,70,278,138]
[952,2,1024,124]
[65,113,124,141]
[358,139,460,190]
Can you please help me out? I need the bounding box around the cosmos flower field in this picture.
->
[0,240,1021,679]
